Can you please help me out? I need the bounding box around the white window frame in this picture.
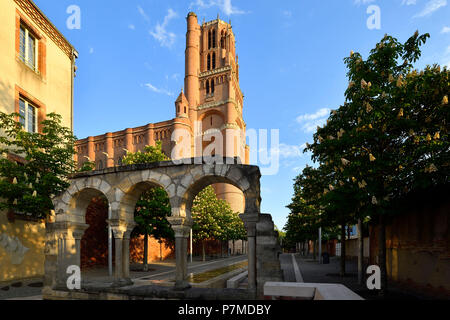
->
[19,98,38,133]
[19,24,39,72]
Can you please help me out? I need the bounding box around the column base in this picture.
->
[174,280,191,291]
[111,278,134,288]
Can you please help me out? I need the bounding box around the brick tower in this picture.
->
[75,12,249,212]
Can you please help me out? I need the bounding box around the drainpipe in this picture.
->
[71,49,78,132]
[190,228,193,264]
[108,204,112,277]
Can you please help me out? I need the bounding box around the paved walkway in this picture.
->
[293,254,435,300]
[0,255,247,300]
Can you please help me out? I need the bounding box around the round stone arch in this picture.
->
[114,170,176,224]
[53,177,112,224]
[177,164,261,220]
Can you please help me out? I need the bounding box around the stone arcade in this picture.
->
[43,158,282,299]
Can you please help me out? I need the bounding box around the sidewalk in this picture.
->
[294,255,435,300]
[0,255,247,300]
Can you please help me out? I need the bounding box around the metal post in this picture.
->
[318,227,322,264]
[357,219,364,285]
[190,228,193,264]
[108,205,112,277]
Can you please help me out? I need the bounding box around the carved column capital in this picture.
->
[167,216,192,238]
[107,219,133,239]
[240,213,259,237]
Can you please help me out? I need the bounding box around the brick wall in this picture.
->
[369,186,450,297]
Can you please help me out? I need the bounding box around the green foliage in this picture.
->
[0,112,77,219]
[285,31,449,287]
[122,141,169,165]
[123,141,174,240]
[191,185,245,243]
[134,188,174,241]
[79,160,96,172]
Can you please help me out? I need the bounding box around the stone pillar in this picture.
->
[109,219,133,287]
[122,225,135,284]
[51,222,88,289]
[167,216,192,290]
[240,213,259,292]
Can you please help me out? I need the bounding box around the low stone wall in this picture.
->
[192,267,247,289]
[43,285,254,300]
[263,282,364,300]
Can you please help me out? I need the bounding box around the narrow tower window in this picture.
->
[212,29,216,48]
[208,30,212,49]
[211,79,215,93]
[206,80,210,94]
[212,52,216,69]
[207,54,211,70]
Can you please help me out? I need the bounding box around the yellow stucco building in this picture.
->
[0,0,77,282]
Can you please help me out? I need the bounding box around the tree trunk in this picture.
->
[312,240,316,260]
[379,214,388,295]
[143,232,149,272]
[358,219,364,285]
[159,240,163,261]
[306,241,310,257]
[340,223,346,277]
[202,240,206,262]
[232,240,235,255]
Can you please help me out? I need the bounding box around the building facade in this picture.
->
[0,0,77,282]
[75,12,249,213]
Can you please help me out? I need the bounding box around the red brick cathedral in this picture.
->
[75,12,249,212]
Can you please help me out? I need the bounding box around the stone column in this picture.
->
[109,219,132,287]
[122,224,135,285]
[167,216,192,290]
[114,234,123,283]
[51,221,88,289]
[240,213,259,292]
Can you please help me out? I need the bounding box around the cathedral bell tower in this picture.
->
[180,12,248,213]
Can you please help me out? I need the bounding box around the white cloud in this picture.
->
[413,0,447,18]
[190,0,246,15]
[282,10,292,17]
[128,24,136,30]
[149,9,178,48]
[89,47,94,54]
[143,83,174,96]
[402,0,417,5]
[354,0,376,6]
[296,108,331,133]
[137,6,150,23]
[441,26,450,33]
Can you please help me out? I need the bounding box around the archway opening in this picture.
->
[125,183,175,272]
[188,182,247,262]
[80,195,111,272]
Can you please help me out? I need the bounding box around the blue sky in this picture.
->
[34,0,450,229]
